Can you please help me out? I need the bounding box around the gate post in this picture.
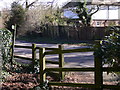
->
[59,45,64,80]
[39,48,46,86]
[32,43,36,72]
[94,50,103,90]
[11,25,16,66]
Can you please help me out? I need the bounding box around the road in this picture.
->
[14,41,94,68]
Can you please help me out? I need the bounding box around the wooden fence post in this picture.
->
[94,53,103,90]
[32,43,36,72]
[59,45,64,80]
[11,25,16,66]
[39,48,46,86]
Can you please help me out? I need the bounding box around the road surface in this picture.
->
[14,41,94,68]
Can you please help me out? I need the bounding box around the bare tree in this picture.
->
[25,0,38,10]
[66,1,99,26]
[18,3,55,35]
[18,0,67,36]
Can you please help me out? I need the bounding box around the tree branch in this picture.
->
[26,0,38,9]
[90,5,99,16]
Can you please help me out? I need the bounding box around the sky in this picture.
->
[0,0,70,10]
[0,0,119,19]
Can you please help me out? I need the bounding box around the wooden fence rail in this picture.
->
[39,45,120,90]
[14,44,60,67]
[13,44,120,90]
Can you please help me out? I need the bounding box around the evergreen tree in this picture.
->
[5,1,25,34]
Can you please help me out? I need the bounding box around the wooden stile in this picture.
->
[13,43,120,89]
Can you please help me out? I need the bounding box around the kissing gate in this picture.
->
[13,43,120,90]
[10,25,120,90]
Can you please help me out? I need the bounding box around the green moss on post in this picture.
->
[59,45,64,80]
[39,48,46,86]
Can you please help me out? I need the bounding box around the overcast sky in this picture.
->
[0,0,70,10]
[0,0,119,19]
[1,0,120,10]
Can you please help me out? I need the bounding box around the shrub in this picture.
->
[94,26,120,85]
[94,26,120,68]
[0,29,12,82]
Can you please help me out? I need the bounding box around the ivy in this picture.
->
[0,29,12,82]
[0,29,12,67]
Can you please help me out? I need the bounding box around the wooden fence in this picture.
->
[14,44,63,72]
[41,26,106,40]
[13,44,120,90]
